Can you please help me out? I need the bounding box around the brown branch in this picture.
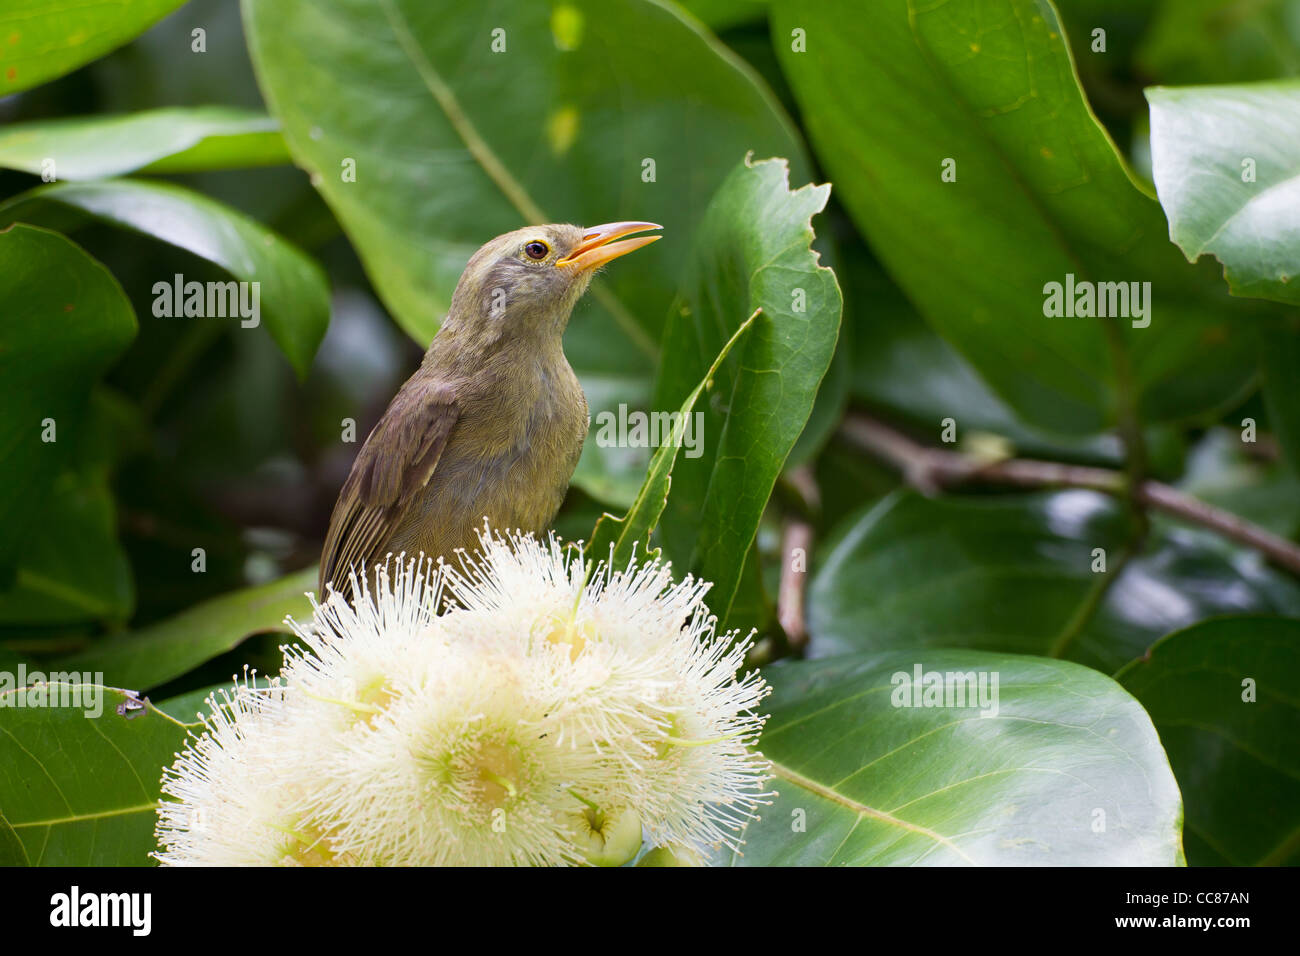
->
[840,413,1300,578]
[1242,433,1281,462]
[778,518,814,651]
[776,466,821,652]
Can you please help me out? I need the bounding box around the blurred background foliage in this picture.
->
[0,0,1297,866]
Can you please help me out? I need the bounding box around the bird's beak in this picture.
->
[556,221,662,271]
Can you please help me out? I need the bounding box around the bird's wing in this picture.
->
[319,377,460,594]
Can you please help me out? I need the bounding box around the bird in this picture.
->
[319,220,662,600]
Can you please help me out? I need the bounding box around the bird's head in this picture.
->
[445,221,661,345]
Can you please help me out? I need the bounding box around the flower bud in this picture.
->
[566,804,642,867]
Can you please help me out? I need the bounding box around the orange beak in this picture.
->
[556,221,662,271]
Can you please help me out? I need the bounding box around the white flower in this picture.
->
[153,670,356,866]
[279,558,448,738]
[154,527,771,866]
[302,639,621,866]
[443,529,774,853]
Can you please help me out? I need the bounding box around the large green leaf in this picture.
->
[808,491,1300,673]
[724,651,1184,865]
[772,0,1255,435]
[843,241,1122,461]
[1148,81,1300,306]
[0,0,186,95]
[0,812,26,866]
[587,309,758,567]
[0,107,289,180]
[58,567,315,692]
[0,684,194,866]
[1117,616,1300,865]
[0,225,137,573]
[787,313,849,468]
[0,179,330,378]
[652,156,840,626]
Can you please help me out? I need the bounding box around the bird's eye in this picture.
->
[524,240,549,260]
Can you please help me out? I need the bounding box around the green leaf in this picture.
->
[808,491,1300,673]
[1148,81,1300,306]
[0,389,142,628]
[0,649,35,672]
[0,684,195,866]
[787,325,849,468]
[0,0,186,95]
[0,225,137,572]
[1117,616,1300,865]
[571,443,644,511]
[0,811,27,866]
[653,156,840,626]
[0,179,330,378]
[0,107,290,180]
[58,568,315,692]
[1138,0,1300,86]
[587,309,758,567]
[154,685,222,724]
[725,651,1183,865]
[569,374,651,509]
[0,469,133,626]
[844,241,1123,461]
[773,0,1256,434]
[675,0,768,32]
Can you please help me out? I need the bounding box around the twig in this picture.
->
[840,413,1300,578]
[778,519,815,651]
[1242,434,1280,462]
[776,466,820,652]
[1134,482,1299,571]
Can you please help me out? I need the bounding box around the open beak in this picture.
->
[556,221,662,271]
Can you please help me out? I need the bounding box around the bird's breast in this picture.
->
[391,359,587,560]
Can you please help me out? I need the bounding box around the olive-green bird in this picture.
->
[320,220,661,598]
